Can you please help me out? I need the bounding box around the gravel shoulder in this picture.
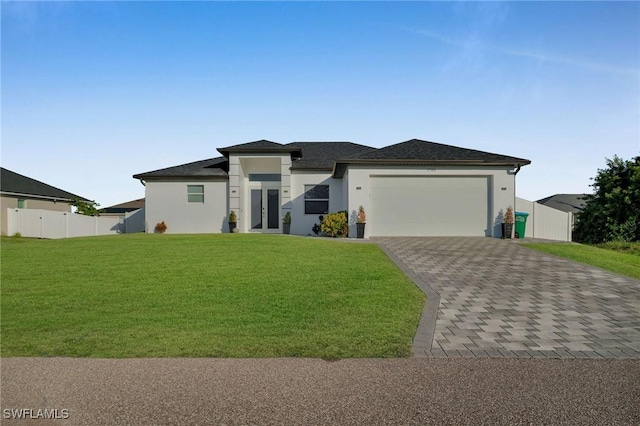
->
[2,357,639,425]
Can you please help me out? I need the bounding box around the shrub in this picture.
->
[69,198,102,216]
[154,221,167,234]
[574,155,639,244]
[356,206,367,224]
[283,211,291,224]
[321,211,349,238]
[503,207,514,224]
[229,211,238,222]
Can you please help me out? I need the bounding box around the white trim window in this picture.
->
[304,185,329,214]
[187,185,204,203]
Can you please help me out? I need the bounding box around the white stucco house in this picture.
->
[133,139,530,238]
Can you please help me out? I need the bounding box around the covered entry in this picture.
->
[369,176,491,236]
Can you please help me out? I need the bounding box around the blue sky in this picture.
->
[2,1,639,208]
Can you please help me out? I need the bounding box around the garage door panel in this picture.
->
[370,176,490,237]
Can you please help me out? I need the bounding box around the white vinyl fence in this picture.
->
[6,208,145,239]
[515,198,573,241]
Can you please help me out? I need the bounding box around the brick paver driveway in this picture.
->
[376,237,640,358]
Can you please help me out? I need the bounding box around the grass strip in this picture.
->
[523,242,640,280]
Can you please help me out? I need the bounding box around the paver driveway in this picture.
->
[376,237,640,358]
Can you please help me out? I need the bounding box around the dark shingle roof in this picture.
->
[332,139,531,177]
[288,142,375,170]
[103,198,145,213]
[134,138,531,179]
[344,139,531,164]
[133,157,228,179]
[0,167,88,201]
[218,140,302,156]
[537,194,587,213]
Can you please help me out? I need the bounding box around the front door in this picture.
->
[250,187,280,232]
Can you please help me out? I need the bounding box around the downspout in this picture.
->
[513,164,521,237]
[138,179,146,187]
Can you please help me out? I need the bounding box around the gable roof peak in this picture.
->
[217,139,303,157]
[344,138,531,164]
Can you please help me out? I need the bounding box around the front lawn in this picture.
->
[596,241,640,256]
[523,242,640,280]
[0,234,424,358]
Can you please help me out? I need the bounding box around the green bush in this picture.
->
[574,155,639,244]
[321,211,349,238]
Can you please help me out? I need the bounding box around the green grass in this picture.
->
[596,241,640,256]
[1,234,425,358]
[523,242,640,280]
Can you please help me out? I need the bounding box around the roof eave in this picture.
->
[133,174,229,180]
[0,191,83,202]
[332,158,531,177]
[290,165,334,172]
[217,147,303,157]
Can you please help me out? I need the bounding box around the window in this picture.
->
[187,185,204,203]
[17,199,25,209]
[304,185,329,214]
[249,173,281,182]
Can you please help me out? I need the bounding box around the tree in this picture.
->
[69,198,102,216]
[573,155,640,244]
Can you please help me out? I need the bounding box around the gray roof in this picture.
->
[0,167,88,201]
[133,157,228,179]
[287,142,375,170]
[218,140,302,156]
[134,138,531,179]
[342,139,531,164]
[332,139,531,177]
[103,198,145,213]
[537,194,587,213]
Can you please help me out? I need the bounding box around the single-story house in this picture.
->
[133,139,531,238]
[1,167,88,235]
[537,194,586,214]
[101,198,146,217]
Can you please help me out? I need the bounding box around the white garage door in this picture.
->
[370,176,490,236]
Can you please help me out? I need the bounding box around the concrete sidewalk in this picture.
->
[2,357,639,425]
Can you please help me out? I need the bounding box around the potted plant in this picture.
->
[356,205,366,239]
[228,210,238,233]
[154,221,167,234]
[282,212,291,234]
[501,207,514,239]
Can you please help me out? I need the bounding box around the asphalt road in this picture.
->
[2,358,639,425]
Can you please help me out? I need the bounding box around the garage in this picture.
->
[369,176,491,237]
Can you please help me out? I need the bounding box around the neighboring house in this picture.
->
[537,193,587,231]
[536,194,586,214]
[133,139,531,238]
[101,198,145,217]
[1,167,88,235]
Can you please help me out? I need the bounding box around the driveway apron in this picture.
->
[376,237,640,358]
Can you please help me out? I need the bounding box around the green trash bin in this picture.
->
[514,212,529,239]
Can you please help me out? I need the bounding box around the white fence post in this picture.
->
[8,209,124,239]
[532,201,537,238]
